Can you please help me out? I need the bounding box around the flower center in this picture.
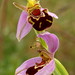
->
[27,4,41,15]
[26,50,53,75]
[31,9,41,16]
[28,9,53,31]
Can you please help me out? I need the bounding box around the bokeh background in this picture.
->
[0,0,75,75]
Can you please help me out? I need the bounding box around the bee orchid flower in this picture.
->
[13,0,58,41]
[15,32,59,75]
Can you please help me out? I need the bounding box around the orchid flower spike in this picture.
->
[15,32,59,75]
[13,0,58,41]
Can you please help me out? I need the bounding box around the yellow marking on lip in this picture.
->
[39,22,42,28]
[28,17,35,25]
[46,19,52,23]
[34,63,45,69]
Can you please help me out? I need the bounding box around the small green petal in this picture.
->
[34,30,48,50]
[13,2,26,10]
[39,37,48,50]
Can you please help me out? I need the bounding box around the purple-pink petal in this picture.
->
[35,59,55,75]
[16,11,32,41]
[37,32,59,54]
[48,11,58,19]
[41,8,58,19]
[16,70,27,75]
[15,57,42,75]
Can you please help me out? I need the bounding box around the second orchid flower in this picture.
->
[15,32,59,75]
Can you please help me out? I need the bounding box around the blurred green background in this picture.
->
[0,0,75,75]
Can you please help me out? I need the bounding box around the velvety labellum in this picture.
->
[28,9,53,31]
